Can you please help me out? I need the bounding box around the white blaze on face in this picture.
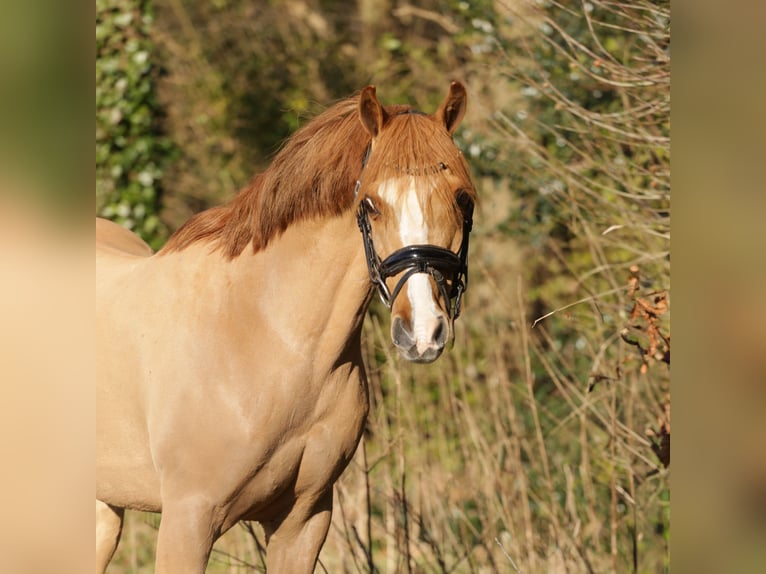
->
[378,178,443,354]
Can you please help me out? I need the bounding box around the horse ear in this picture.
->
[436,81,467,135]
[359,85,387,138]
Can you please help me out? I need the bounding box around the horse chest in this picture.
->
[226,371,369,522]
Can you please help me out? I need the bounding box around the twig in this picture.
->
[362,439,375,573]
[494,538,523,574]
[532,285,630,327]
[392,4,460,34]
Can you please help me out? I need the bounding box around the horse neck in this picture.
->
[197,212,371,373]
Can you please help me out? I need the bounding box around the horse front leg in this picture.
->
[265,489,334,573]
[95,500,124,574]
[154,497,220,574]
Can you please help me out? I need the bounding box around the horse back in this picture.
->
[96,217,153,258]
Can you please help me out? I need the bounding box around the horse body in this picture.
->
[96,83,475,572]
[97,214,370,568]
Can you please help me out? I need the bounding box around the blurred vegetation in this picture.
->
[98,0,669,572]
[96,0,173,249]
[0,1,86,216]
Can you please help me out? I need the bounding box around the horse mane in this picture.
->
[160,95,475,258]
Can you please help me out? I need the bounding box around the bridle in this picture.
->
[353,140,474,322]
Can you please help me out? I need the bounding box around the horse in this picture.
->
[96,82,476,573]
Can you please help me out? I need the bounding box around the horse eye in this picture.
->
[364,197,380,216]
[456,190,473,213]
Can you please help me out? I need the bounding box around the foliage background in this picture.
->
[96,0,670,571]
[96,0,172,249]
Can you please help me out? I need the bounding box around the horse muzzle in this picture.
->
[391,313,449,363]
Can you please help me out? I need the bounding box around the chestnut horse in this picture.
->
[96,82,476,573]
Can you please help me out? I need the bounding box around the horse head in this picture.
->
[355,82,476,363]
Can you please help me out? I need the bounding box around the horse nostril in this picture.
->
[433,317,449,347]
[391,317,414,349]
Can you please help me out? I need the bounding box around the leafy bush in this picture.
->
[96,0,172,249]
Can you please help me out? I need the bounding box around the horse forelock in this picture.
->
[160,96,474,258]
[358,113,476,225]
